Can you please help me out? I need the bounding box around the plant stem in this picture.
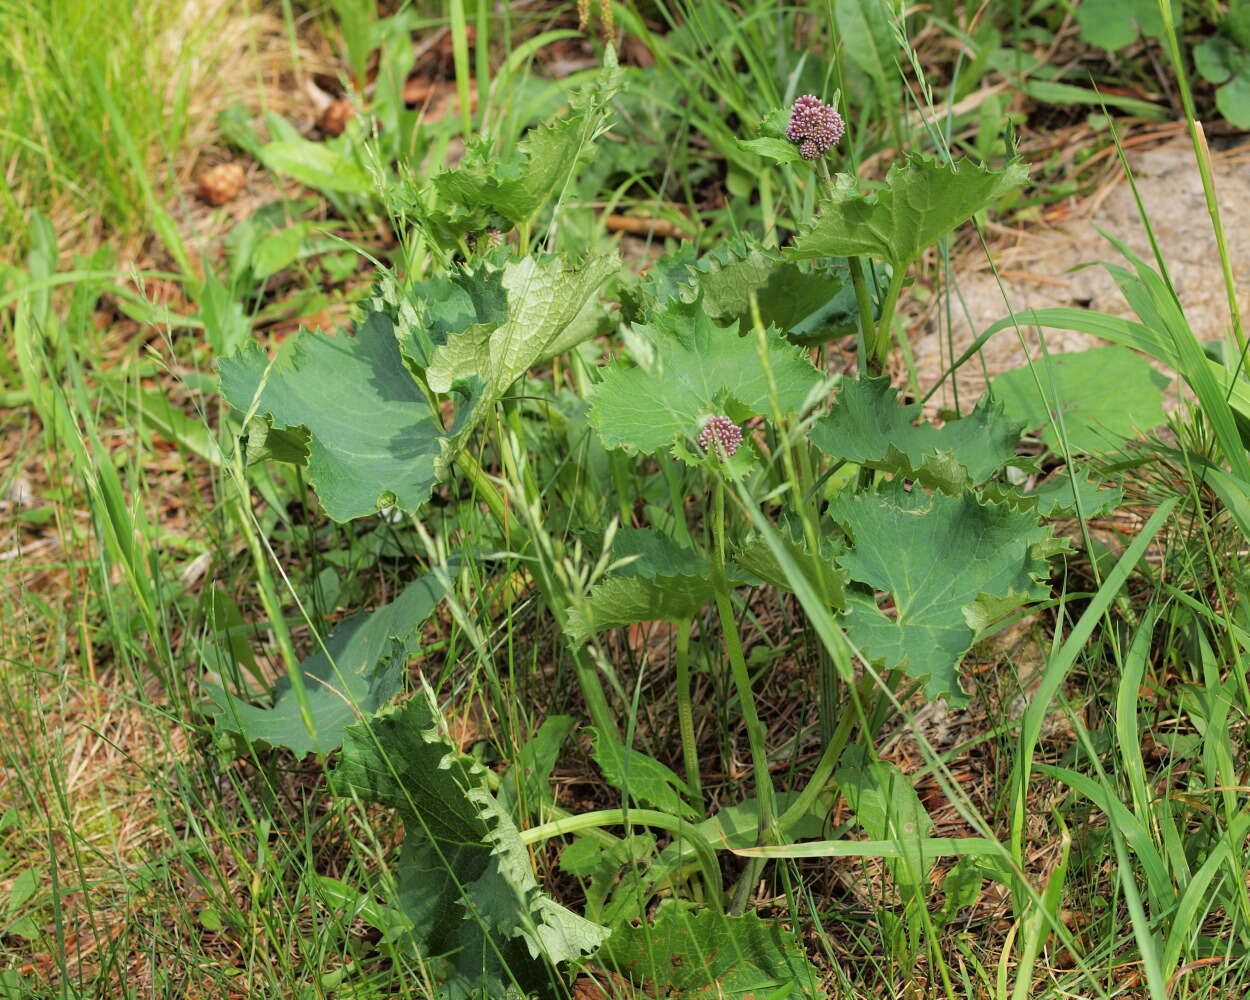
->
[710,479,776,859]
[674,617,703,805]
[870,270,906,374]
[847,255,876,373]
[520,808,725,911]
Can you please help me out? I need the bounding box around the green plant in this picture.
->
[200,54,1139,993]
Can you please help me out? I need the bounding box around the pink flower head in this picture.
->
[786,95,844,160]
[697,416,744,458]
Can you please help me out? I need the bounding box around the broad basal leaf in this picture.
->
[596,904,824,999]
[989,346,1168,454]
[831,483,1053,703]
[218,310,459,521]
[591,727,697,819]
[810,376,1022,491]
[588,298,821,457]
[206,567,454,756]
[333,691,606,999]
[789,154,1027,271]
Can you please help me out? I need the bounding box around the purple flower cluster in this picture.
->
[697,416,744,458]
[786,95,845,160]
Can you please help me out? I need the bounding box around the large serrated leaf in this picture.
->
[435,116,592,227]
[206,567,454,756]
[588,298,821,457]
[789,154,1027,272]
[810,376,1022,491]
[218,311,455,521]
[988,346,1168,454]
[596,904,825,998]
[333,691,606,999]
[831,484,1053,703]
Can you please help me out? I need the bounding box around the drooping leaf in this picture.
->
[835,746,934,899]
[831,483,1053,703]
[333,691,606,999]
[810,376,1022,491]
[499,715,576,818]
[566,528,753,641]
[588,298,821,458]
[734,511,848,609]
[989,346,1169,454]
[218,312,460,520]
[789,154,1027,272]
[596,904,824,999]
[258,138,373,194]
[206,567,455,756]
[591,728,698,819]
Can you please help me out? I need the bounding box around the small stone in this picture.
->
[319,99,356,137]
[195,162,245,206]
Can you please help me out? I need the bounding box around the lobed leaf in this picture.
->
[588,298,821,457]
[218,311,458,521]
[789,153,1027,272]
[810,376,1022,491]
[831,483,1053,703]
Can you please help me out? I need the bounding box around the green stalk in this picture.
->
[456,448,619,740]
[521,808,725,911]
[1157,0,1246,357]
[674,617,703,805]
[847,255,877,373]
[449,0,473,137]
[710,479,776,849]
[870,270,906,373]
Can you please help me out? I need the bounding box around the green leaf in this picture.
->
[251,222,313,279]
[206,567,454,756]
[789,154,1027,272]
[988,346,1168,454]
[588,298,821,457]
[559,833,656,923]
[565,529,756,641]
[435,116,591,227]
[258,138,373,194]
[218,311,457,521]
[835,746,933,899]
[1216,71,1250,129]
[499,715,575,818]
[831,484,1053,703]
[734,136,804,164]
[1074,0,1170,50]
[989,466,1124,519]
[425,252,619,453]
[734,512,848,609]
[597,905,824,998]
[835,0,897,95]
[1195,37,1241,83]
[333,691,607,999]
[810,376,1022,491]
[591,728,698,819]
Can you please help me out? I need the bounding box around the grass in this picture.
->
[3,0,1250,997]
